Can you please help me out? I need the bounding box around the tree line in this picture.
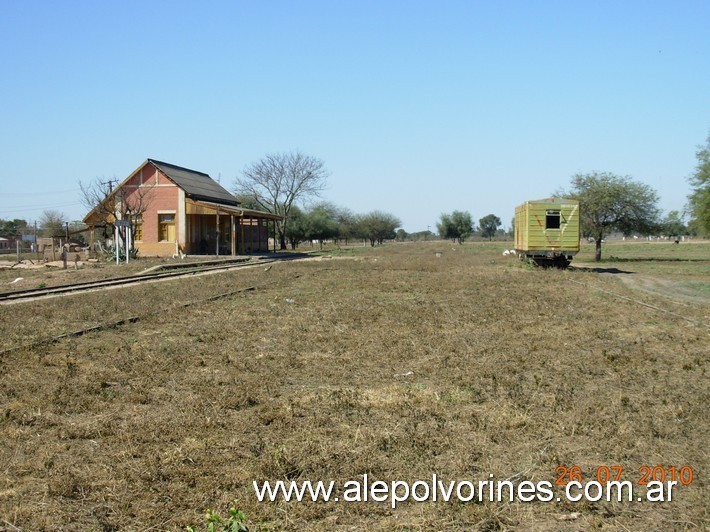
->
[234,152,401,249]
[266,201,401,249]
[233,132,709,260]
[4,132,708,257]
[436,212,504,244]
[433,131,710,260]
[0,211,85,242]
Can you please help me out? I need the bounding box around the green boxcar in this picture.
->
[514,198,580,267]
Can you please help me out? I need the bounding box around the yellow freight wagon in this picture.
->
[514,198,580,267]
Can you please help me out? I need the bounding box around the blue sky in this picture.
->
[1,0,708,232]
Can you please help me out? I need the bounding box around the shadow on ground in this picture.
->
[605,257,708,262]
[569,266,635,274]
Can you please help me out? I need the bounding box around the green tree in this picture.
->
[687,133,710,236]
[557,172,660,261]
[437,210,473,244]
[235,151,329,250]
[437,213,453,240]
[0,218,27,238]
[355,211,401,246]
[284,205,307,249]
[335,207,358,245]
[661,211,687,237]
[478,214,502,241]
[304,204,340,249]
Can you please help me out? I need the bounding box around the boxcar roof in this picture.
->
[523,197,579,205]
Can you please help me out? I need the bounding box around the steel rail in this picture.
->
[0,254,306,303]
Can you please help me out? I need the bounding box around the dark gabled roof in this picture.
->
[148,159,240,207]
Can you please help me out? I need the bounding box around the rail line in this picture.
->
[0,254,307,304]
[567,278,709,328]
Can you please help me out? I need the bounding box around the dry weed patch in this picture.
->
[0,242,707,530]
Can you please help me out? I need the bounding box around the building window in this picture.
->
[133,216,143,241]
[159,213,176,242]
[545,210,561,229]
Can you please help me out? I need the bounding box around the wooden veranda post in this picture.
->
[230,214,236,256]
[258,219,263,251]
[240,214,245,254]
[216,206,220,257]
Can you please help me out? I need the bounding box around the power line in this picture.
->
[0,201,83,214]
[3,188,81,196]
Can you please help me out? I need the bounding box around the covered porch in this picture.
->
[184,200,281,256]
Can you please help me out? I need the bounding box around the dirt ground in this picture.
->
[0,241,708,530]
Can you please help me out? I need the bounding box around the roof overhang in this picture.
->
[186,199,283,220]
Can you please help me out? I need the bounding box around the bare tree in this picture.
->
[39,210,66,237]
[80,178,154,246]
[235,151,329,249]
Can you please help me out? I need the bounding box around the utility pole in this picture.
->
[100,179,118,193]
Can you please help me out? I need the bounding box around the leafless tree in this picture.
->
[235,151,329,249]
[39,210,67,237]
[79,178,154,244]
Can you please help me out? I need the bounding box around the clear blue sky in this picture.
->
[1,0,708,232]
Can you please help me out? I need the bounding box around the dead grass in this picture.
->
[0,254,279,294]
[0,241,707,530]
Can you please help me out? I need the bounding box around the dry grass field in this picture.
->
[0,255,256,293]
[0,240,708,530]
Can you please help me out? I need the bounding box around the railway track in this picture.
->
[0,254,306,304]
